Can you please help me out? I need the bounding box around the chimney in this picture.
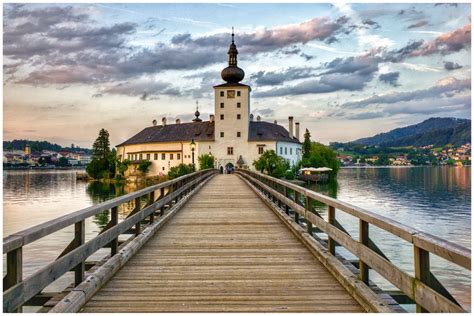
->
[176,118,181,124]
[209,114,215,122]
[295,122,300,141]
[152,119,157,126]
[162,117,167,126]
[250,114,254,121]
[257,115,261,122]
[288,116,294,138]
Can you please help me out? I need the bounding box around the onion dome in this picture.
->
[192,101,202,122]
[221,28,245,83]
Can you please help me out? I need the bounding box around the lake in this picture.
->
[3,167,471,311]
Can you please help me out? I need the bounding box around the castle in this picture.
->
[116,31,302,175]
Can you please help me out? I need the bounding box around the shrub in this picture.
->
[168,163,195,179]
[284,170,295,180]
[198,154,215,170]
[138,160,152,174]
[252,150,289,178]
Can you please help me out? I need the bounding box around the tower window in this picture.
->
[220,102,224,108]
[220,114,224,120]
[237,91,241,97]
[162,153,165,160]
[227,147,234,155]
[237,132,241,137]
[220,132,224,137]
[220,91,224,97]
[258,147,264,154]
[237,102,241,108]
[237,114,241,120]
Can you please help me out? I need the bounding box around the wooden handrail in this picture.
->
[3,169,217,313]
[236,169,470,313]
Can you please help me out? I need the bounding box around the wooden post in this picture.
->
[294,190,299,224]
[134,197,141,236]
[4,247,22,312]
[414,246,430,313]
[160,188,165,216]
[74,220,85,286]
[110,206,118,256]
[284,187,290,215]
[328,205,336,255]
[305,196,313,235]
[149,191,155,224]
[359,219,369,284]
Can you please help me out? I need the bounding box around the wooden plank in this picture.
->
[359,219,369,284]
[74,220,85,286]
[327,206,336,255]
[110,207,118,256]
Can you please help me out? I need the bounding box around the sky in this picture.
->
[3,2,472,148]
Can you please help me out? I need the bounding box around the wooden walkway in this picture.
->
[81,174,363,312]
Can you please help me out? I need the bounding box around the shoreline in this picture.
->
[341,165,470,169]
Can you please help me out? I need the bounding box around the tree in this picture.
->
[87,129,113,179]
[307,142,340,176]
[138,160,152,174]
[168,163,195,179]
[302,129,312,160]
[375,154,390,166]
[116,159,131,176]
[57,157,70,167]
[252,150,289,178]
[92,129,111,162]
[198,154,215,170]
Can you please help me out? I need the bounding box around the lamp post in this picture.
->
[190,138,196,171]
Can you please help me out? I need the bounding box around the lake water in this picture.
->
[3,167,471,311]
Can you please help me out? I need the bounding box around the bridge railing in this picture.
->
[3,169,216,313]
[236,169,470,313]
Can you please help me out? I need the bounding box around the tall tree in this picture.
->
[87,129,113,179]
[302,128,312,159]
[92,129,111,162]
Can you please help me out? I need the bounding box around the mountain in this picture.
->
[3,139,92,154]
[351,117,471,147]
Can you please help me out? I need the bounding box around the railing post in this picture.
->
[414,246,430,313]
[327,205,336,255]
[134,197,141,236]
[149,191,155,224]
[305,196,313,235]
[284,187,290,215]
[294,190,299,224]
[359,219,369,284]
[74,220,85,286]
[160,187,165,216]
[4,247,23,312]
[110,206,119,256]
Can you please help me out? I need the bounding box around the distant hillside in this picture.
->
[351,117,471,147]
[3,139,92,154]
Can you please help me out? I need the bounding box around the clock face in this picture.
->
[227,90,235,98]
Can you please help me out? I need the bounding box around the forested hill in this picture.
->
[3,139,92,154]
[351,117,471,147]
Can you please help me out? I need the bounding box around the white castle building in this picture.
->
[116,32,302,174]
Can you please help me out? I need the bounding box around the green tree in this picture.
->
[116,159,131,176]
[307,142,340,176]
[252,150,289,178]
[57,157,70,167]
[168,163,195,179]
[138,160,152,174]
[375,154,390,166]
[87,129,114,179]
[302,128,312,160]
[198,154,215,170]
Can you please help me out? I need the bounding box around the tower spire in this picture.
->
[221,27,245,83]
[231,26,234,44]
[192,100,202,122]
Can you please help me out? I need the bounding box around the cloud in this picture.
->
[342,77,470,108]
[347,111,386,120]
[443,61,463,70]
[250,67,316,86]
[101,79,181,97]
[379,72,400,86]
[408,20,429,29]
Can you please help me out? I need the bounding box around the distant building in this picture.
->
[116,31,302,175]
[24,144,31,155]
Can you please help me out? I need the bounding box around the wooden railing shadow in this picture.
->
[236,169,470,313]
[3,169,217,313]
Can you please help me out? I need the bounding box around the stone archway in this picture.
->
[225,162,234,174]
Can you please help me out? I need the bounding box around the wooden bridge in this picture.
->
[3,169,471,313]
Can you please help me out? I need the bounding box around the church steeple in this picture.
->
[192,100,202,122]
[221,27,245,84]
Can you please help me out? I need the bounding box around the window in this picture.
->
[146,153,150,160]
[177,153,181,160]
[209,145,211,149]
[290,148,293,155]
[161,153,165,160]
[237,114,241,120]
[285,148,287,155]
[237,91,241,97]
[227,147,234,155]
[170,154,174,160]
[154,153,157,160]
[220,91,224,97]
[220,114,224,120]
[162,167,165,171]
[280,147,283,155]
[139,153,143,160]
[227,90,235,98]
[127,154,131,159]
[258,147,264,154]
[220,132,224,137]
[237,132,241,137]
[220,102,224,108]
[237,102,241,108]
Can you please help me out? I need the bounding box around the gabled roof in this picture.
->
[116,121,214,147]
[249,121,301,144]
